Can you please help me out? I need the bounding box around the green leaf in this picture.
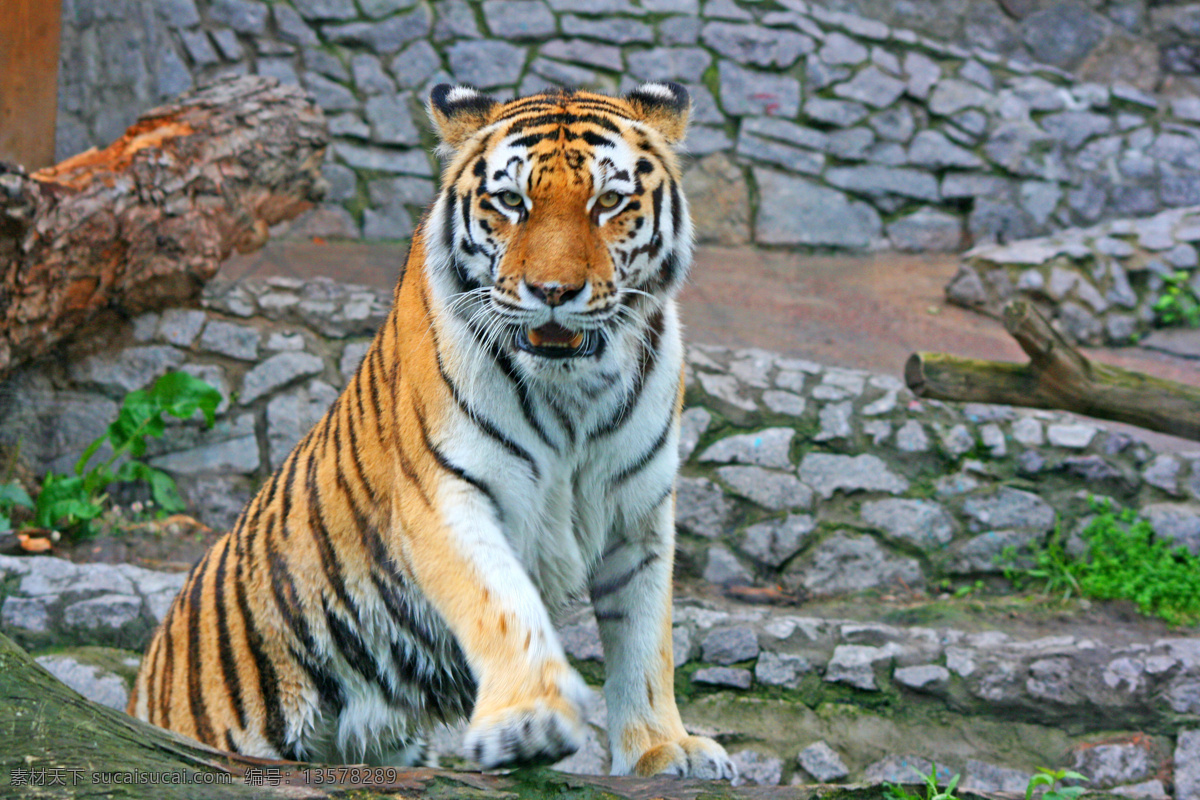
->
[0,481,34,509]
[34,472,103,532]
[116,461,185,513]
[151,371,223,427]
[0,511,10,533]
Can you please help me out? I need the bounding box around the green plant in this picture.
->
[884,764,962,800]
[32,371,222,538]
[1002,498,1200,627]
[0,481,34,533]
[1025,767,1088,800]
[1152,270,1200,328]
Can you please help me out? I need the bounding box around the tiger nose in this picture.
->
[525,279,585,307]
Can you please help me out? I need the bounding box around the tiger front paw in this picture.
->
[634,735,736,781]
[463,669,592,769]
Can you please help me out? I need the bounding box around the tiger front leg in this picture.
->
[400,494,591,769]
[591,500,736,781]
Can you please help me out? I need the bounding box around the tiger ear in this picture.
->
[623,82,690,144]
[429,84,499,153]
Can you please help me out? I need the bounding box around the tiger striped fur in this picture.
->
[129,81,735,780]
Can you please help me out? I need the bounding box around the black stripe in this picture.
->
[324,600,400,705]
[435,351,541,480]
[610,417,673,488]
[504,112,622,135]
[212,538,247,730]
[412,394,503,521]
[669,179,684,240]
[590,552,660,601]
[304,445,357,617]
[233,570,291,757]
[278,448,301,541]
[591,308,664,438]
[185,555,217,745]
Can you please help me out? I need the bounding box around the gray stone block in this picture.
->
[799,453,908,499]
[861,499,956,549]
[887,207,963,252]
[293,0,358,20]
[741,515,816,566]
[702,22,812,68]
[718,465,813,510]
[266,380,339,469]
[795,535,922,595]
[626,47,710,82]
[718,61,800,117]
[560,15,654,43]
[736,131,824,174]
[208,0,269,33]
[199,319,261,361]
[155,309,207,347]
[908,130,984,169]
[540,39,621,70]
[483,0,557,39]
[929,79,994,116]
[303,72,359,111]
[755,651,810,688]
[240,352,326,405]
[798,741,849,781]
[803,97,868,127]
[392,41,443,88]
[676,477,733,538]
[1178,729,1200,800]
[699,428,794,469]
[702,546,753,586]
[35,653,130,710]
[833,66,906,109]
[274,4,320,45]
[691,666,752,688]
[894,664,951,692]
[351,53,395,95]
[69,346,186,394]
[819,32,868,66]
[825,165,940,202]
[323,7,432,54]
[1141,503,1200,555]
[731,750,783,787]
[754,169,881,249]
[63,594,142,631]
[701,626,760,664]
[364,94,419,144]
[446,39,526,88]
[963,487,1056,533]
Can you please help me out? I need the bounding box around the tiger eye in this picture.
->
[498,190,524,209]
[597,191,623,209]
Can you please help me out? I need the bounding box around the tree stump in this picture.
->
[0,75,329,382]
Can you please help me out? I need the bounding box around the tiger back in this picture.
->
[129,81,734,780]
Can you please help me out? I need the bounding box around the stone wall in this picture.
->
[54,0,1200,251]
[948,203,1200,347]
[945,203,1200,345]
[2,276,1198,590]
[809,0,1200,93]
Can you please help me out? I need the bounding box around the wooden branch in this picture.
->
[0,75,328,381]
[905,302,1200,441]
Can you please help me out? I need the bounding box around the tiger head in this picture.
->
[426,82,692,378]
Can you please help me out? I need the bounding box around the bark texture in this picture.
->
[906,302,1200,441]
[0,75,328,381]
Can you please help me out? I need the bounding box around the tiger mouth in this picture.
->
[515,323,599,359]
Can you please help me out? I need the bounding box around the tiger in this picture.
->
[128,81,735,780]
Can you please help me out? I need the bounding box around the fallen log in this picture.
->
[905,301,1200,441]
[0,75,328,382]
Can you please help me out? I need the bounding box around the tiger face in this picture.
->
[427,83,692,378]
